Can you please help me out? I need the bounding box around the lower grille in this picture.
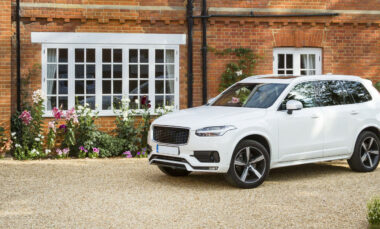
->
[153,126,189,144]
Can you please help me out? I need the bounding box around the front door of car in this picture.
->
[276,81,325,162]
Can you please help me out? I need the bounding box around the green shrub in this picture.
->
[95,132,126,158]
[368,196,380,226]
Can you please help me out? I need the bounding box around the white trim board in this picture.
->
[31,32,187,45]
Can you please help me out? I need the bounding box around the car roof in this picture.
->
[239,74,364,84]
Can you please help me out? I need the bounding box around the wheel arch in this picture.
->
[235,134,271,158]
[351,125,380,156]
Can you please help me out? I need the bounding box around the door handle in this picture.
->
[311,114,319,119]
[350,110,359,115]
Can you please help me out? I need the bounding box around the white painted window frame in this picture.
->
[273,48,322,76]
[34,33,185,117]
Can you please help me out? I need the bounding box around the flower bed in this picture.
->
[4,89,172,160]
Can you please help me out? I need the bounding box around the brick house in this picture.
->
[1,0,379,131]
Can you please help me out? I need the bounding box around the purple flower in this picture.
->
[59,124,67,129]
[79,146,88,153]
[92,147,99,154]
[136,152,140,156]
[62,148,70,155]
[52,107,64,120]
[142,151,146,155]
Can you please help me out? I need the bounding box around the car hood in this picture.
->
[153,106,267,130]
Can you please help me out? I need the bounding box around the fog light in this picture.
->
[194,151,220,163]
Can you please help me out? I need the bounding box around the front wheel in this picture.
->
[158,166,191,176]
[225,140,270,189]
[348,131,380,172]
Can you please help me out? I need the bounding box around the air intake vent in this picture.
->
[153,126,189,145]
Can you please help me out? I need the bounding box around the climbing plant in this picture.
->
[209,47,258,92]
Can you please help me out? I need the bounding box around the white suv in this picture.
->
[148,75,380,188]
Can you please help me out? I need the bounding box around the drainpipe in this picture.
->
[186,0,194,108]
[16,0,21,112]
[201,0,207,104]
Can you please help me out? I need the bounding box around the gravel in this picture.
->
[0,158,378,228]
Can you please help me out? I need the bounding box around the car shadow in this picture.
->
[148,161,351,189]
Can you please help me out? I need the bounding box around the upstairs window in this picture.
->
[273,48,322,76]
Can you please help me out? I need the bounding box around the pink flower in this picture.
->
[231,97,240,104]
[62,148,70,155]
[19,110,32,125]
[52,107,63,120]
[56,149,62,156]
[48,121,56,132]
[92,147,99,154]
[123,151,132,158]
[79,146,88,153]
[65,107,78,123]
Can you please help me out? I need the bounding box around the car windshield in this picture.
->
[212,83,288,108]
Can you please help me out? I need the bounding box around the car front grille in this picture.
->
[153,126,189,145]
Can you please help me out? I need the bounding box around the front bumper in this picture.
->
[148,129,235,173]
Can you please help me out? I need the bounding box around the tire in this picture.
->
[158,166,191,176]
[348,131,380,172]
[225,139,270,189]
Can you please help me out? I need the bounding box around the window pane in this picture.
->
[155,65,164,78]
[114,65,122,78]
[86,65,95,78]
[102,49,111,62]
[113,96,122,109]
[166,65,174,78]
[75,49,84,62]
[102,65,111,78]
[58,49,68,63]
[155,80,164,94]
[286,70,293,75]
[165,95,174,106]
[113,49,122,63]
[76,96,85,106]
[58,96,68,110]
[129,65,138,78]
[129,95,138,109]
[155,50,164,63]
[102,96,111,110]
[140,49,148,63]
[301,70,307,76]
[286,54,293,69]
[166,50,175,63]
[140,65,148,78]
[47,64,57,79]
[87,49,95,63]
[300,54,307,69]
[102,81,111,94]
[129,49,138,63]
[309,54,316,69]
[278,70,284,75]
[278,54,284,69]
[75,65,84,78]
[58,81,68,94]
[47,96,56,110]
[166,80,174,94]
[140,80,148,94]
[282,82,317,109]
[129,80,138,94]
[308,70,316,75]
[343,81,372,103]
[47,49,57,63]
[75,80,85,94]
[113,80,122,94]
[86,96,95,109]
[155,95,164,108]
[86,80,95,94]
[317,81,342,106]
[47,80,56,95]
[58,65,68,79]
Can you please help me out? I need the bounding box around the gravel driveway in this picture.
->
[0,158,379,228]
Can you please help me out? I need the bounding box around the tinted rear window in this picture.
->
[342,81,372,103]
[316,81,354,106]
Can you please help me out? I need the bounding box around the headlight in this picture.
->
[195,125,236,137]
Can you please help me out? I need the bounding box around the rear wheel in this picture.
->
[158,166,191,176]
[226,139,270,189]
[348,131,380,172]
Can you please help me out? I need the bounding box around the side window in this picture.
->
[342,81,372,103]
[316,81,354,106]
[281,82,318,109]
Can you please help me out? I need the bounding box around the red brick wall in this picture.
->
[4,0,380,130]
[0,0,12,131]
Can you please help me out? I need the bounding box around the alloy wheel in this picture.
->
[233,146,266,183]
[360,136,380,169]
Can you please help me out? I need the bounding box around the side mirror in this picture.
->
[286,100,303,114]
[207,97,216,105]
